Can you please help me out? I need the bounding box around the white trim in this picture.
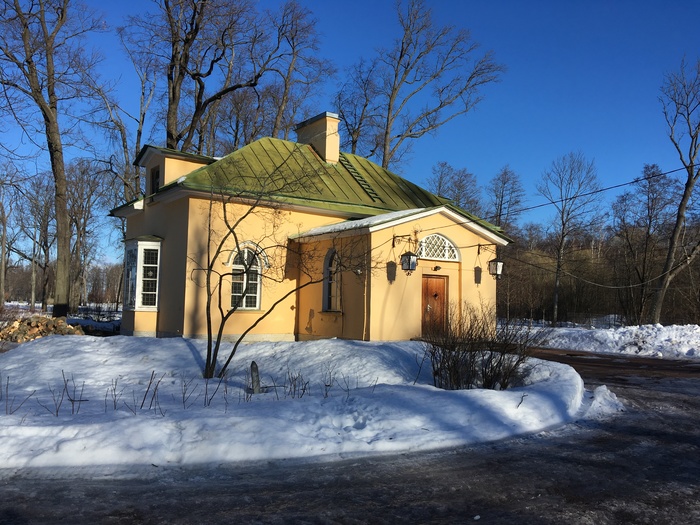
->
[123,239,161,312]
[417,233,461,261]
[225,241,270,269]
[292,206,510,246]
[230,247,262,310]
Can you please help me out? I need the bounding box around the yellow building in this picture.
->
[111,112,510,342]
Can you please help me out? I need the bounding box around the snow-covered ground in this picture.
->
[5,324,692,472]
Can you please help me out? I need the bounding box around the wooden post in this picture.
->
[251,361,261,394]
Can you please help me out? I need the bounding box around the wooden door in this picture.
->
[422,275,448,336]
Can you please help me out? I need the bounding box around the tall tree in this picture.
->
[537,152,601,325]
[67,159,111,309]
[13,173,56,311]
[0,0,103,317]
[427,161,483,215]
[334,59,382,156]
[123,0,313,154]
[335,0,503,169]
[486,165,526,231]
[649,58,700,323]
[198,1,330,155]
[612,165,680,324]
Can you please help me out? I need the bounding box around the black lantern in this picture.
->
[488,258,504,279]
[400,251,418,272]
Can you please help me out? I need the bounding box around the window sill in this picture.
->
[124,306,159,312]
[322,310,343,315]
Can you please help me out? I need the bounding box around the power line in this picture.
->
[501,251,686,290]
[490,165,688,220]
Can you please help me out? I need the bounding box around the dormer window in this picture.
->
[150,166,161,194]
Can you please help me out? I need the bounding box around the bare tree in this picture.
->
[427,161,483,215]
[486,165,526,231]
[537,152,602,325]
[66,159,112,310]
[0,0,104,317]
[198,1,330,155]
[334,59,382,156]
[612,165,680,324]
[336,0,503,169]
[13,173,56,311]
[91,25,158,204]
[189,151,373,379]
[649,58,700,323]
[122,0,305,154]
[267,1,331,139]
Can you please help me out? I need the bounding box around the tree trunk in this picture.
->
[46,125,71,318]
[649,174,696,323]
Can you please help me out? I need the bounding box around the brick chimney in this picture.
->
[294,112,340,164]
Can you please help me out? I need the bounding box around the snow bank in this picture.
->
[541,324,700,359]
[0,336,593,470]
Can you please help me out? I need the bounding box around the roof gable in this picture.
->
[292,206,512,246]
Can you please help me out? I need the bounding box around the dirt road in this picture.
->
[1,350,699,524]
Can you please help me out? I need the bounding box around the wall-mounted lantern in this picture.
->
[401,251,418,273]
[488,258,504,279]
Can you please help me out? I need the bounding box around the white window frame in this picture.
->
[417,234,460,261]
[123,239,161,311]
[230,246,262,310]
[323,249,341,312]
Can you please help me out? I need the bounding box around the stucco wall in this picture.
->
[121,197,190,337]
[366,214,498,341]
[181,198,344,341]
[121,189,502,342]
[295,236,370,341]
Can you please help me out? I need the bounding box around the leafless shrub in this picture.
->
[123,371,166,416]
[180,375,200,409]
[105,378,125,412]
[481,317,550,390]
[62,371,88,415]
[424,304,549,390]
[286,369,309,399]
[2,373,35,415]
[37,382,66,416]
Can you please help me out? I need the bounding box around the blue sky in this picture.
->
[100,0,698,226]
[305,0,699,224]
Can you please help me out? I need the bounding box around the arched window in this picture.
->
[417,234,459,261]
[231,246,262,310]
[323,250,341,311]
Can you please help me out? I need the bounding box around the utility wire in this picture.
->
[501,251,687,290]
[415,164,688,238]
[501,165,687,218]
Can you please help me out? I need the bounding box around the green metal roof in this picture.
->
[178,137,439,212]
[154,137,507,239]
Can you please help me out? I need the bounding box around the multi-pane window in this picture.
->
[231,247,261,310]
[141,249,159,306]
[417,234,459,261]
[324,250,341,311]
[124,246,138,309]
[123,239,161,310]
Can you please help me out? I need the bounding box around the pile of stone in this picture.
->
[0,316,84,343]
